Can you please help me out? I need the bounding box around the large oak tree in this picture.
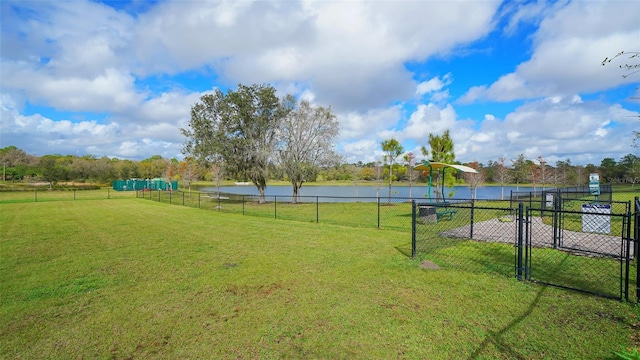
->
[181,84,291,203]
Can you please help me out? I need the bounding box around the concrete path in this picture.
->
[440,216,630,258]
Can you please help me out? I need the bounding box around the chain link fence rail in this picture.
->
[411,200,522,276]
[137,190,415,231]
[4,186,635,301]
[132,188,640,301]
[0,188,136,203]
[411,198,638,301]
[510,183,613,208]
[524,206,635,300]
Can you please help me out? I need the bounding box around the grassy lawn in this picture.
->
[1,199,639,359]
[0,188,137,203]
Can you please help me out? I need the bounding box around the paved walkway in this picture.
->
[440,216,630,258]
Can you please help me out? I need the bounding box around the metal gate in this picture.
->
[411,197,639,302]
[524,205,635,301]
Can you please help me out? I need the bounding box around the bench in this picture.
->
[436,209,457,222]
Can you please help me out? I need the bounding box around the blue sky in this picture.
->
[1,0,638,166]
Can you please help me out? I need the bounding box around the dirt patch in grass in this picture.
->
[420,260,440,270]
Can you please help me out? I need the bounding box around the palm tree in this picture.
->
[381,139,404,203]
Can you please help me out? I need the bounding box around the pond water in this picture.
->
[197,183,543,201]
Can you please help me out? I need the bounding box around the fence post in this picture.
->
[169,190,172,204]
[35,189,37,202]
[624,205,632,301]
[182,191,185,206]
[635,197,639,303]
[377,197,381,228]
[470,199,475,239]
[274,196,277,219]
[242,195,245,215]
[635,197,639,266]
[107,188,110,199]
[509,190,513,209]
[198,193,201,208]
[516,202,524,281]
[158,189,160,202]
[411,200,416,258]
[316,196,319,223]
[218,193,221,211]
[552,192,560,249]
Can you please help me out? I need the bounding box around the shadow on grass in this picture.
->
[400,235,551,359]
[395,242,412,257]
[529,251,626,300]
[465,242,515,275]
[466,255,575,359]
[468,284,549,360]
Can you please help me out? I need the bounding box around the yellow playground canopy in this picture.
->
[414,161,478,202]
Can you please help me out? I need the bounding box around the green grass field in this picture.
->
[1,197,639,359]
[0,188,137,203]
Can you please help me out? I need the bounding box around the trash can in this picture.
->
[418,206,437,223]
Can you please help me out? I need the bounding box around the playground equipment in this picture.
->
[414,160,477,202]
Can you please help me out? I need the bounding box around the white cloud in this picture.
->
[2,66,143,112]
[501,0,564,36]
[338,95,639,166]
[130,0,499,111]
[338,105,402,141]
[340,139,380,163]
[416,73,453,104]
[461,1,639,103]
[136,90,203,126]
[417,76,446,96]
[1,0,638,167]
[459,98,639,164]
[0,89,200,160]
[1,0,142,113]
[399,103,459,141]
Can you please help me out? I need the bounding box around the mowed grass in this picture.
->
[0,188,137,203]
[1,199,638,359]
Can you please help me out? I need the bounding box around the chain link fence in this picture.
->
[510,183,613,205]
[411,198,638,301]
[524,206,634,300]
[4,186,636,300]
[412,200,521,276]
[137,190,415,231]
[0,188,136,203]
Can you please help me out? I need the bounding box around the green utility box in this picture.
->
[113,178,178,191]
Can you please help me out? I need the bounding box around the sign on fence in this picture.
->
[581,203,611,234]
[545,193,554,208]
[589,173,600,196]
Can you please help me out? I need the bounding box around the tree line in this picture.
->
[2,82,638,196]
[1,144,638,191]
